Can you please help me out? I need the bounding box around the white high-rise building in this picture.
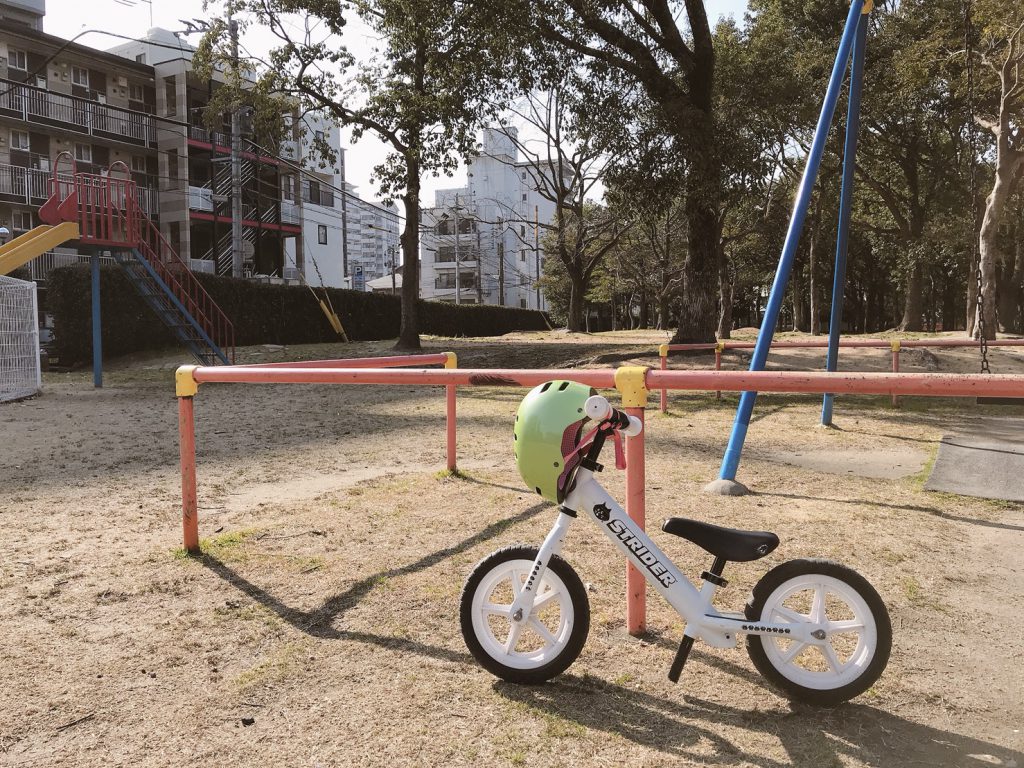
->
[343,184,399,291]
[420,127,555,309]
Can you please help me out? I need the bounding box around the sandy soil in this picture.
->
[1,330,1023,768]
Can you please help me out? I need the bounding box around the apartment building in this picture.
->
[108,28,304,280]
[420,128,553,309]
[344,183,400,291]
[280,113,346,286]
[0,0,160,284]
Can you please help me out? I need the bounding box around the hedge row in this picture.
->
[46,265,549,365]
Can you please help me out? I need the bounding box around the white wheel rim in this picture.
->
[757,574,878,691]
[471,559,574,670]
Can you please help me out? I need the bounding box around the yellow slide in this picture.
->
[0,222,80,276]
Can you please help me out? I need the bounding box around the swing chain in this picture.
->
[965,0,991,373]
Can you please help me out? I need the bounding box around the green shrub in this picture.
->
[47,265,549,365]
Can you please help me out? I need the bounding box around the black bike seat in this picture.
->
[662,517,779,562]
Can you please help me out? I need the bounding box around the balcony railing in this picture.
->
[435,274,477,290]
[27,249,116,283]
[281,200,299,224]
[188,185,214,212]
[188,258,216,274]
[0,79,157,148]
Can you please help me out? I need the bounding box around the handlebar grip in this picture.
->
[584,395,643,437]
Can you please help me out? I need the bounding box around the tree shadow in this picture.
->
[494,673,1022,768]
[758,491,1024,532]
[199,502,548,639]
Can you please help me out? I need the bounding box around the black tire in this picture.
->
[460,545,590,684]
[745,558,892,707]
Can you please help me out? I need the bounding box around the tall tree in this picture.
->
[973,9,1024,338]
[486,0,724,343]
[197,0,522,349]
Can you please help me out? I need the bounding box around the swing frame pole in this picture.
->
[822,5,871,426]
[714,0,867,491]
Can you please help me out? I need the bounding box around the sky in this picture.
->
[43,0,750,207]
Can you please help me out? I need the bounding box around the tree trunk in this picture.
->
[638,289,649,329]
[898,260,923,332]
[809,215,821,335]
[717,242,732,339]
[976,157,1022,338]
[566,271,585,332]
[669,84,721,344]
[394,153,421,351]
[791,261,806,332]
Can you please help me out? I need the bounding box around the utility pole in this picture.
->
[453,194,461,305]
[534,204,541,310]
[228,1,243,278]
[497,217,504,306]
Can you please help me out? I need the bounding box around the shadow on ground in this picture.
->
[494,674,1022,768]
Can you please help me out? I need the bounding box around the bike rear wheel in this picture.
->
[460,545,589,684]
[745,558,892,706]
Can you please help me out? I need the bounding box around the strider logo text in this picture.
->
[606,518,676,588]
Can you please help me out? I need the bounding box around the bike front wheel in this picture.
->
[745,558,892,706]
[460,545,589,684]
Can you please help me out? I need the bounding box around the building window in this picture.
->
[131,156,147,173]
[135,53,146,64]
[10,130,29,151]
[129,83,144,102]
[7,49,27,71]
[521,171,527,181]
[436,218,453,236]
[12,210,34,232]
[436,245,457,263]
[315,130,324,143]
[520,250,526,262]
[303,180,322,205]
[520,225,526,237]
[520,298,527,308]
[74,143,92,163]
[72,67,90,88]
[522,193,528,202]
[318,225,328,245]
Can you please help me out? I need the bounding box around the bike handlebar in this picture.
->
[584,395,643,437]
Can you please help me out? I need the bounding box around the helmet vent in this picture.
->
[557,381,570,391]
[535,487,542,496]
[540,382,552,392]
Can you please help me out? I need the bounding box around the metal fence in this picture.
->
[0,275,40,403]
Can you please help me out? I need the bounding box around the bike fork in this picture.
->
[508,511,574,623]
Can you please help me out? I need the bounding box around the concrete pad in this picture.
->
[925,416,1024,502]
[755,447,928,480]
[703,478,750,496]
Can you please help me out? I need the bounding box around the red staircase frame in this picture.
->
[39,154,235,363]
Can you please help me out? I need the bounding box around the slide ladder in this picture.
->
[38,158,234,365]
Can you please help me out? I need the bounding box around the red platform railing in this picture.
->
[39,155,235,363]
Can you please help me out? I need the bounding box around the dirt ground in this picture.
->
[1,330,1023,768]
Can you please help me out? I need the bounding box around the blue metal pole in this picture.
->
[822,10,869,426]
[719,0,865,483]
[91,252,102,389]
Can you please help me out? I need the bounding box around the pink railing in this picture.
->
[657,338,1024,411]
[175,361,1024,635]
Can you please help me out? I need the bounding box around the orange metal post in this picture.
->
[891,341,900,408]
[179,397,199,553]
[445,352,458,472]
[177,367,200,553]
[616,366,649,636]
[658,343,668,413]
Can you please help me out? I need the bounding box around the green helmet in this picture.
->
[514,380,597,504]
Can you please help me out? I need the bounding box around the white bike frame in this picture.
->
[507,467,819,646]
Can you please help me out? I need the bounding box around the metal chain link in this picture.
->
[965,0,991,373]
